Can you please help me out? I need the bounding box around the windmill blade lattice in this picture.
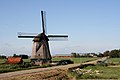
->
[41,11,47,34]
[48,35,68,41]
[18,32,38,38]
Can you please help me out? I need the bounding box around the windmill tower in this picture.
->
[18,11,68,65]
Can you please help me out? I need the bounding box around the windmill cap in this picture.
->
[33,33,49,42]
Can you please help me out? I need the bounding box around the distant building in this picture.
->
[53,54,72,58]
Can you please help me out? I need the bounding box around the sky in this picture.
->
[0,0,120,56]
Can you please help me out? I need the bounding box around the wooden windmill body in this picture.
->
[18,11,68,65]
[31,33,51,64]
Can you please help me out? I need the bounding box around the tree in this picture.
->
[76,53,80,58]
[98,53,104,57]
[0,55,6,59]
[109,49,120,58]
[103,50,110,57]
[71,53,77,57]
[13,54,19,57]
[19,54,28,59]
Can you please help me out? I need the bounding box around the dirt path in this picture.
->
[0,64,80,77]
[0,57,107,80]
[0,64,82,80]
[0,68,69,80]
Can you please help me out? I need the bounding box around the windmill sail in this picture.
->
[18,32,37,38]
[48,34,68,41]
[41,11,47,34]
[18,33,68,40]
[48,35,68,37]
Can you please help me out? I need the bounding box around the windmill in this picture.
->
[18,11,68,65]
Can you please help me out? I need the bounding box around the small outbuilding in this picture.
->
[6,57,23,64]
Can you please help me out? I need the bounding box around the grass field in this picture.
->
[68,58,120,79]
[52,57,97,63]
[79,65,120,79]
[0,57,98,64]
[0,59,49,73]
[0,57,97,73]
[109,58,120,63]
[23,59,31,63]
[0,57,120,79]
[0,59,6,64]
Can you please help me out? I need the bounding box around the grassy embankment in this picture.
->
[68,58,120,79]
[0,59,51,73]
[109,58,120,65]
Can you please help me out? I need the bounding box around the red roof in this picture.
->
[6,57,23,64]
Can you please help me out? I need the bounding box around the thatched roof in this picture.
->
[6,57,23,64]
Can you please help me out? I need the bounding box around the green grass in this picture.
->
[83,65,120,79]
[52,57,97,63]
[23,59,30,63]
[69,65,120,79]
[68,58,120,79]
[0,59,6,64]
[0,63,32,73]
[69,58,120,80]
[0,62,52,73]
[109,58,120,63]
[0,58,51,73]
[0,58,97,64]
[108,58,120,65]
[0,57,97,73]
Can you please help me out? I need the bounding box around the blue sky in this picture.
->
[0,0,120,56]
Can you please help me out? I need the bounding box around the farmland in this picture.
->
[52,57,97,63]
[0,59,50,73]
[0,59,6,64]
[109,58,120,64]
[0,57,120,79]
[0,57,98,64]
[71,65,120,79]
[0,57,97,73]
